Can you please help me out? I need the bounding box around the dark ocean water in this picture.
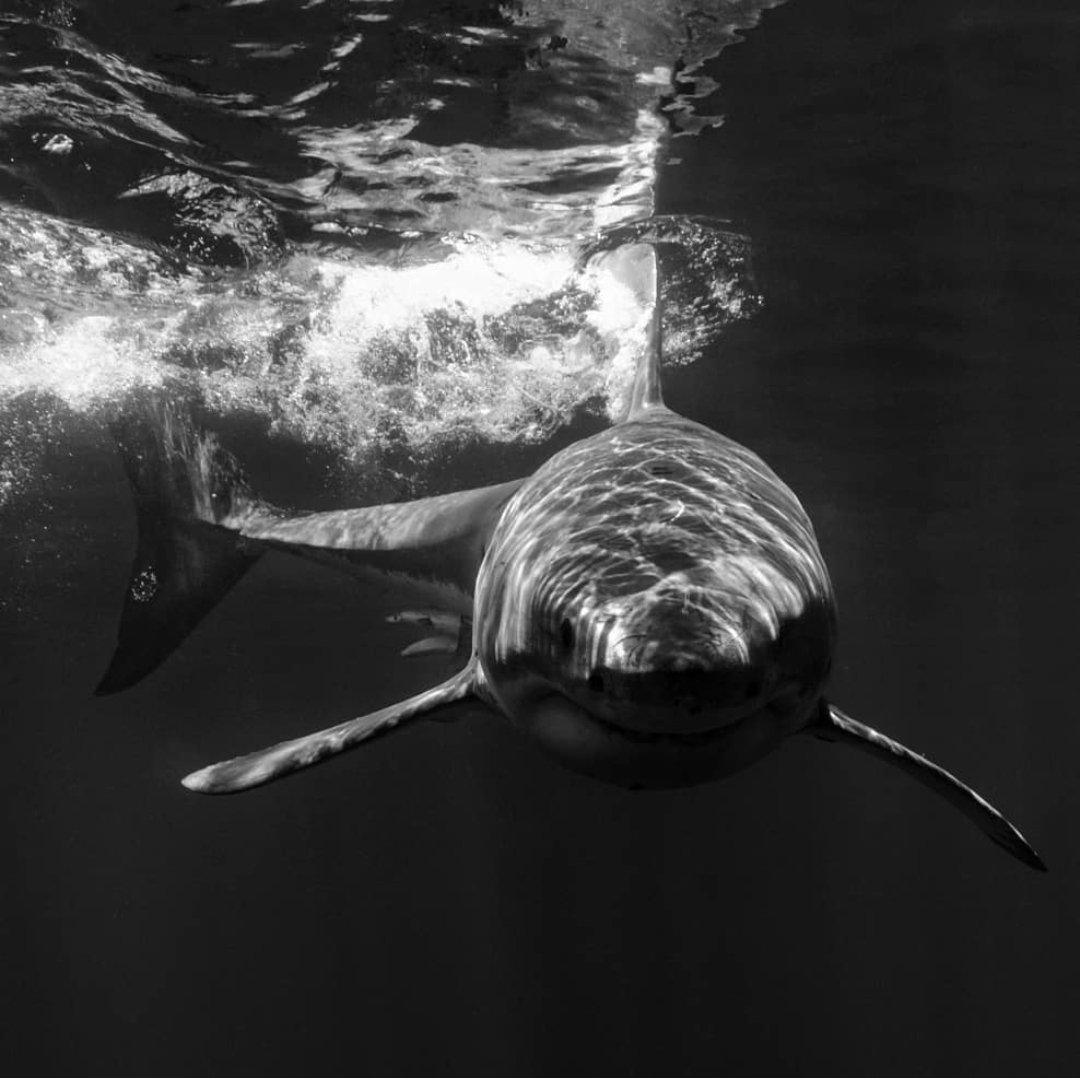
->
[1,1,1077,1075]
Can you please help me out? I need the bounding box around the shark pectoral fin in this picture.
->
[812,703,1046,872]
[182,665,479,795]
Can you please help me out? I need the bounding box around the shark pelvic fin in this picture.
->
[182,663,480,794]
[389,609,471,660]
[812,703,1046,872]
[96,406,265,694]
[400,636,458,658]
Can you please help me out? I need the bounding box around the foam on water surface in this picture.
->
[1,211,760,497]
[0,0,778,507]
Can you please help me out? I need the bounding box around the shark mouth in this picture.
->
[522,691,784,790]
[527,690,760,750]
[587,707,749,748]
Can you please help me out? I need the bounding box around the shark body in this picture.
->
[98,246,1044,871]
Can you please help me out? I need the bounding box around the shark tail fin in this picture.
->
[182,663,480,793]
[95,405,265,695]
[812,703,1046,872]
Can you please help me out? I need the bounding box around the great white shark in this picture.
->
[97,244,1045,872]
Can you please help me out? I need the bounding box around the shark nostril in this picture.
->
[560,618,574,650]
[587,670,603,692]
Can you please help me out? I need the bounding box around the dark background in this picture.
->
[3,0,1078,1074]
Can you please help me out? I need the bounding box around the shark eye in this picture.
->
[587,671,603,692]
[559,618,574,650]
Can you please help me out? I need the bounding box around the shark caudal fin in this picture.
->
[95,405,265,695]
[182,662,479,793]
[811,703,1046,872]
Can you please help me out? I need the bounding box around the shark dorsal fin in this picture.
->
[604,243,665,422]
[626,274,664,419]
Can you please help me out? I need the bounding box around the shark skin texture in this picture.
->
[98,245,1045,872]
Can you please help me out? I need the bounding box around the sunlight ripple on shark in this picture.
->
[97,244,1045,872]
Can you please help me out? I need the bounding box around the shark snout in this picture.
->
[585,657,773,735]
[571,588,833,736]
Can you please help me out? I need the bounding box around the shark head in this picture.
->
[474,418,837,789]
[526,578,832,789]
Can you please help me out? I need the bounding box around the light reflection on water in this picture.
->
[1,0,782,499]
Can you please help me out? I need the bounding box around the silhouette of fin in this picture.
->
[386,609,461,633]
[812,703,1046,872]
[96,406,265,694]
[182,663,479,793]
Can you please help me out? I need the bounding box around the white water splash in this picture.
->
[0,212,669,471]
